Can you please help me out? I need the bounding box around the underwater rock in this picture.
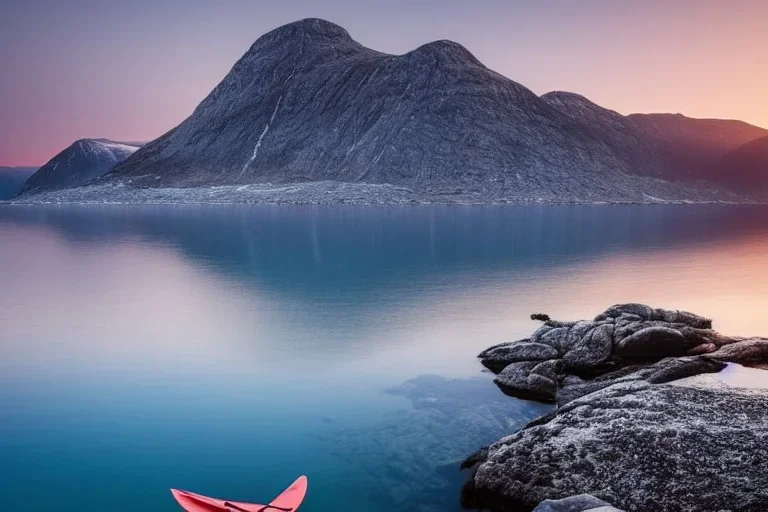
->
[320,374,551,511]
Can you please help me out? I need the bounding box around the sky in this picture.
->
[1,0,766,166]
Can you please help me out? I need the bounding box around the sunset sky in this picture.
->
[1,0,766,166]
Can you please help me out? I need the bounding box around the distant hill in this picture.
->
[0,167,37,199]
[627,113,768,185]
[717,136,768,191]
[18,139,141,196]
[540,92,768,188]
[540,92,669,180]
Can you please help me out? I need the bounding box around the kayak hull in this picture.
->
[171,475,307,512]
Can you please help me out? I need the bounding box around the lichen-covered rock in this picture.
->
[463,379,768,511]
[465,305,768,511]
[709,338,768,369]
[615,326,692,358]
[495,360,561,402]
[561,323,614,370]
[479,304,768,402]
[594,303,712,329]
[555,356,726,405]
[479,340,560,373]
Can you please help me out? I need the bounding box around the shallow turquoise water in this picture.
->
[1,204,768,511]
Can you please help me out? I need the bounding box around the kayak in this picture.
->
[171,475,307,512]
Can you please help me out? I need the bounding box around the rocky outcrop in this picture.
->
[478,303,768,403]
[464,305,768,511]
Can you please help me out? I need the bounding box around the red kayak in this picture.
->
[171,476,307,512]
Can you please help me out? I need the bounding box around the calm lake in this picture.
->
[2,204,768,512]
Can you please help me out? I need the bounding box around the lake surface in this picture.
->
[2,204,768,512]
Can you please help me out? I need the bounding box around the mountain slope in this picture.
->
[95,18,766,202]
[19,139,141,195]
[0,167,37,199]
[627,113,768,184]
[717,135,768,191]
[541,92,768,186]
[539,92,668,179]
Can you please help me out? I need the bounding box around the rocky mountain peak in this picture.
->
[72,138,113,150]
[276,18,352,40]
[405,40,483,67]
[72,138,100,149]
[244,18,356,56]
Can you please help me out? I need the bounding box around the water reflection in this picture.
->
[3,204,768,374]
[5,205,768,296]
[1,204,768,511]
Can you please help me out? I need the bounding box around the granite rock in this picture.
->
[464,305,768,511]
[479,304,768,403]
[463,379,768,511]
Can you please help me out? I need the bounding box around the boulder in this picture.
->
[479,304,767,403]
[615,326,688,358]
[495,360,560,402]
[480,340,560,373]
[594,303,712,329]
[463,379,768,511]
[709,338,768,368]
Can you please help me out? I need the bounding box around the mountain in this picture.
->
[627,113,768,185]
[539,92,669,179]
[540,93,768,188]
[0,167,37,199]
[717,135,768,191]
[107,18,615,197]
[19,139,141,196]
[96,18,765,202]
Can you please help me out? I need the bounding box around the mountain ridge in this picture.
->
[15,18,768,203]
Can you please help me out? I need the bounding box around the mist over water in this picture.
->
[1,204,768,511]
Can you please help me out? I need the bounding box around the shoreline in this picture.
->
[3,181,767,206]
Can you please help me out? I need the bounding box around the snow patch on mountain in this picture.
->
[18,139,142,196]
